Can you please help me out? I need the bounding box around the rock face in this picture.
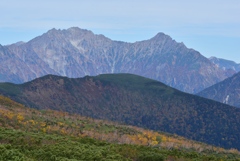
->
[197,72,240,108]
[0,27,234,93]
[209,56,240,73]
[1,73,240,150]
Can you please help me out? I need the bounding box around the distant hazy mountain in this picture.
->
[0,73,240,150]
[197,72,240,108]
[0,27,234,93]
[209,56,240,73]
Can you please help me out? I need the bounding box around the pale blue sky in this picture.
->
[1,0,240,62]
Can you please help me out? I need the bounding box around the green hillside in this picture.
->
[1,74,240,150]
[0,95,240,161]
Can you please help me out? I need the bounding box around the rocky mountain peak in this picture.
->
[46,28,60,35]
[151,32,172,41]
[67,27,92,34]
[13,41,25,46]
[0,27,235,93]
[41,27,95,42]
[209,56,240,73]
[148,32,187,52]
[66,27,95,38]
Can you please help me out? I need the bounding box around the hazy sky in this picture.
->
[1,0,240,62]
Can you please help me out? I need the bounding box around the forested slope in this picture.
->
[1,74,240,150]
[0,95,239,160]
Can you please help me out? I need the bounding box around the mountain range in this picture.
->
[197,71,240,108]
[0,27,235,93]
[209,56,240,73]
[1,73,240,150]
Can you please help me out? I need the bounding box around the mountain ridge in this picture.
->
[209,56,240,73]
[0,27,235,93]
[1,73,240,150]
[197,71,240,108]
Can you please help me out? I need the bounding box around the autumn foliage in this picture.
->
[0,95,240,160]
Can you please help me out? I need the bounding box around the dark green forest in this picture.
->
[1,74,240,150]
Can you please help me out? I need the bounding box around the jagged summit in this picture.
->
[0,27,235,93]
[151,32,171,40]
[65,27,95,37]
[149,32,176,44]
[48,27,58,32]
[45,28,63,36]
[149,32,187,50]
[67,26,81,31]
[66,26,92,33]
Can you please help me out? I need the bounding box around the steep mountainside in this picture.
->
[0,27,234,93]
[197,72,240,108]
[1,74,240,150]
[1,95,239,160]
[209,56,240,73]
